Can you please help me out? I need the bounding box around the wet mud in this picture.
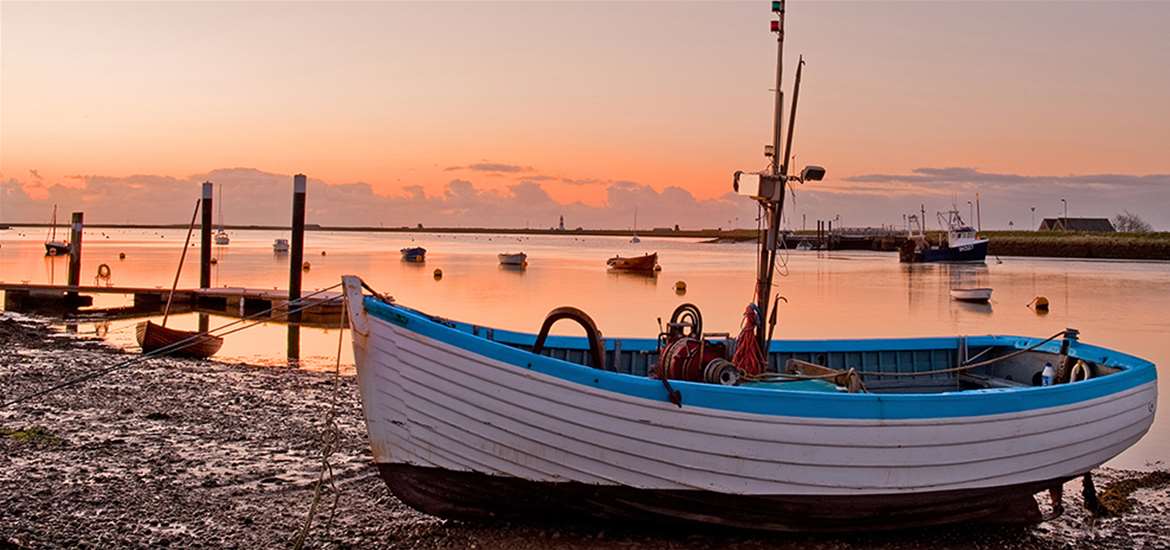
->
[2,313,1168,549]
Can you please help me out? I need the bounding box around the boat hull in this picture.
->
[135,320,223,358]
[401,247,427,263]
[341,277,1157,531]
[607,252,658,272]
[498,253,527,266]
[903,240,988,263]
[951,288,993,303]
[44,242,70,256]
[378,463,1052,531]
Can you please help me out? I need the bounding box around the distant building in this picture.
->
[558,215,565,231]
[1038,217,1115,232]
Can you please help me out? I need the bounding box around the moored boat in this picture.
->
[951,287,993,303]
[135,320,224,358]
[498,252,527,266]
[401,246,426,263]
[606,252,659,272]
[900,207,989,264]
[214,184,230,245]
[273,238,290,253]
[43,205,70,256]
[337,3,1157,533]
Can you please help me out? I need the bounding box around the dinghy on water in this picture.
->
[401,247,426,263]
[338,3,1156,532]
[951,287,993,303]
[498,252,527,266]
[606,252,659,273]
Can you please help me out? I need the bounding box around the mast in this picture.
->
[753,0,788,352]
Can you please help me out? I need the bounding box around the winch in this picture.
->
[654,304,740,385]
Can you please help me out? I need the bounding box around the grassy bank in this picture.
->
[981,231,1170,261]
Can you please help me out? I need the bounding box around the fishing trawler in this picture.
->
[900,206,989,263]
[339,3,1156,532]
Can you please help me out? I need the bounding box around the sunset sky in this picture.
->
[2,1,1168,229]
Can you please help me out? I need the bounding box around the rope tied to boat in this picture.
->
[731,303,765,376]
[292,298,346,549]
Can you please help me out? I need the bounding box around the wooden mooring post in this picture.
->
[67,212,84,301]
[288,174,307,323]
[200,182,213,289]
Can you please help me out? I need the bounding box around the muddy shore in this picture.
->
[2,313,1168,549]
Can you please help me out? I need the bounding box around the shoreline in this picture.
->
[5,224,1169,261]
[2,313,1169,548]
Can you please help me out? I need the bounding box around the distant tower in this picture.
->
[559,215,565,231]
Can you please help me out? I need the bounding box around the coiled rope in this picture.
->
[1,283,344,409]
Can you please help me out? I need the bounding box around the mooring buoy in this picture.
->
[433,268,443,279]
[674,280,687,294]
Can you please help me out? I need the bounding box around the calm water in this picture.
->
[2,227,1168,468]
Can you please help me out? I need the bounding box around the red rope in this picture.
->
[732,304,764,376]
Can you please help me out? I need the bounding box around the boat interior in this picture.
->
[405,303,1129,395]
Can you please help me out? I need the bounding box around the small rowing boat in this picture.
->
[401,247,427,262]
[951,287,993,303]
[606,252,659,272]
[498,252,527,266]
[136,320,224,358]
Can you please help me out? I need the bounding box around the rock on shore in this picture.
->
[1,313,1167,549]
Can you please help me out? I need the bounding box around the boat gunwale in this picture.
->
[362,297,1157,420]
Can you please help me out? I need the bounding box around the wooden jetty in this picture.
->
[0,283,343,327]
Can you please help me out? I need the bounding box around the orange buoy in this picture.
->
[433,268,443,279]
[302,261,311,271]
[674,280,687,294]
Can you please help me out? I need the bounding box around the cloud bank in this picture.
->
[0,168,756,230]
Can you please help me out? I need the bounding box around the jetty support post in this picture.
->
[288,174,307,324]
[200,182,213,289]
[67,212,84,301]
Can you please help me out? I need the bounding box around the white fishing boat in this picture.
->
[498,252,527,266]
[214,184,230,245]
[273,238,290,253]
[338,3,1156,532]
[951,287,993,303]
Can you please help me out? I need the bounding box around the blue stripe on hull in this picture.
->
[363,298,1156,421]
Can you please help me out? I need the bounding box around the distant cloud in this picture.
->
[846,167,1170,190]
[443,162,534,173]
[561,177,602,186]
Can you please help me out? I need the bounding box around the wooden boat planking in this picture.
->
[135,320,223,358]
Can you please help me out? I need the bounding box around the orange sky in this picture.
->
[2,2,1169,227]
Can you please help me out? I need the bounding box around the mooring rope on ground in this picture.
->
[292,298,346,549]
[1,283,344,409]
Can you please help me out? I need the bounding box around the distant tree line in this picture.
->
[1113,211,1152,233]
